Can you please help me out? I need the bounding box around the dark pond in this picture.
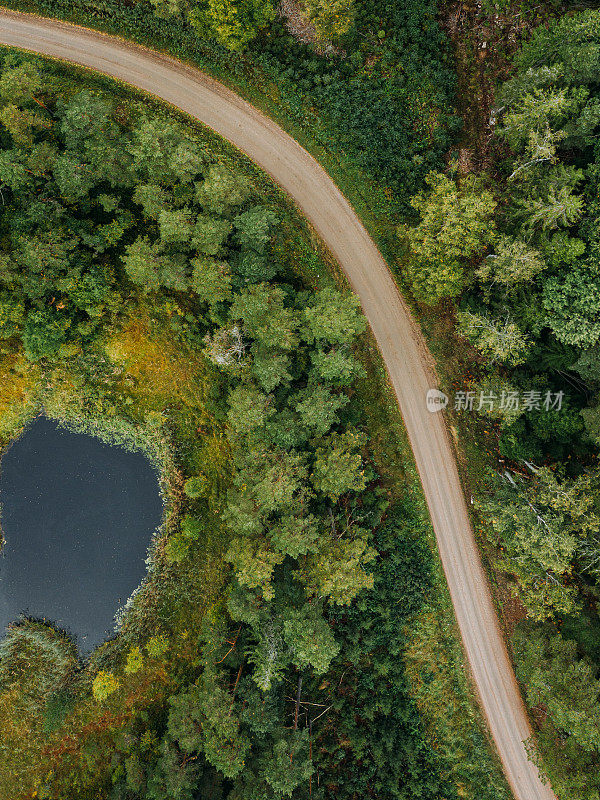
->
[0,417,163,652]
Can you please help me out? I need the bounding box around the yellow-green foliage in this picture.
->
[92,670,120,702]
[104,311,211,414]
[399,172,497,305]
[146,635,169,658]
[125,647,144,675]
[189,0,276,51]
[0,353,39,442]
[303,0,356,42]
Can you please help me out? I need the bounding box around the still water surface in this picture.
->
[0,417,163,651]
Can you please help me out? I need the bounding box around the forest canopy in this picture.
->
[393,9,600,798]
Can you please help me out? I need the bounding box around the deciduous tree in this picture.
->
[303,286,365,345]
[294,384,348,436]
[400,172,496,305]
[122,236,188,292]
[480,469,599,619]
[514,623,600,752]
[283,605,340,674]
[230,283,299,350]
[189,0,276,51]
[476,236,545,287]
[456,310,530,365]
[312,429,367,501]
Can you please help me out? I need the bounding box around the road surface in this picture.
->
[0,11,556,800]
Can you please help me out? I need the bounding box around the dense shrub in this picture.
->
[254,0,458,201]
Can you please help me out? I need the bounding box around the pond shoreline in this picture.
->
[0,416,164,652]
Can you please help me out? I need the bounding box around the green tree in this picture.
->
[0,62,42,105]
[13,229,78,301]
[165,515,204,563]
[294,384,349,436]
[456,310,530,365]
[197,670,251,777]
[191,257,232,305]
[236,447,309,515]
[1,103,49,146]
[301,534,375,605]
[226,536,284,600]
[303,287,365,345]
[122,236,188,292]
[268,513,319,558]
[191,214,232,255]
[499,86,577,151]
[0,149,30,191]
[52,152,95,200]
[146,737,200,800]
[234,250,277,283]
[158,208,193,244]
[195,163,252,214]
[170,138,206,183]
[543,261,600,347]
[251,344,291,392]
[541,231,586,270]
[261,730,313,796]
[480,469,600,619]
[283,605,340,674]
[574,344,600,384]
[234,206,279,253]
[58,90,112,149]
[0,291,24,339]
[514,623,600,752]
[310,346,364,386]
[129,116,198,184]
[227,383,274,435]
[133,183,171,219]
[168,689,204,755]
[400,172,497,305]
[23,308,71,361]
[189,0,276,51]
[230,283,299,350]
[476,236,545,287]
[519,184,584,231]
[312,429,367,501]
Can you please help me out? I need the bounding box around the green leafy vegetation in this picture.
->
[8,0,600,795]
[0,56,506,800]
[398,171,497,304]
[397,7,600,797]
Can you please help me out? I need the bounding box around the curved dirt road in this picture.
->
[0,11,556,800]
